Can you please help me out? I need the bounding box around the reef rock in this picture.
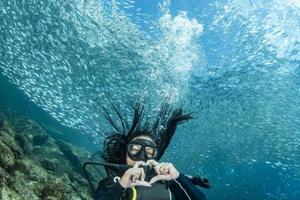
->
[0,110,103,200]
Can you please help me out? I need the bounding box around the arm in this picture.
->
[169,173,207,200]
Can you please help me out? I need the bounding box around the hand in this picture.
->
[146,160,180,184]
[119,161,152,188]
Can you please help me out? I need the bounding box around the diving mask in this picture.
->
[126,139,159,161]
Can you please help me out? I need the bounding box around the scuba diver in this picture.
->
[94,99,209,200]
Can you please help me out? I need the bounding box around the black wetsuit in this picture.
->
[94,173,206,200]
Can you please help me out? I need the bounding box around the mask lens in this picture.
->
[145,146,158,159]
[127,139,159,161]
[127,143,142,156]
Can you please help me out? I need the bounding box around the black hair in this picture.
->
[96,98,192,165]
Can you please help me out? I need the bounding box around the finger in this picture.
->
[133,161,145,168]
[164,163,179,179]
[127,168,139,176]
[133,176,143,183]
[133,161,146,168]
[169,167,180,179]
[146,159,159,168]
[132,169,143,179]
[149,174,171,184]
[140,168,145,182]
[131,180,152,187]
[131,168,143,174]
[168,164,175,174]
[158,163,167,174]
[154,162,163,173]
[162,163,171,174]
[132,176,138,183]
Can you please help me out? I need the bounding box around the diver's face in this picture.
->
[126,135,158,166]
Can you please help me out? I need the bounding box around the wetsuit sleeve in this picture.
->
[168,173,207,200]
[94,181,126,200]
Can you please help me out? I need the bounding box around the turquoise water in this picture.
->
[1,0,300,199]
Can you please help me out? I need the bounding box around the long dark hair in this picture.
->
[96,98,192,165]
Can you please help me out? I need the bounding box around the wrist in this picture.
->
[114,176,125,188]
[174,171,180,179]
[112,177,127,197]
[119,176,128,188]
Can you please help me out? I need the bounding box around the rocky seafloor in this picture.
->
[0,110,104,200]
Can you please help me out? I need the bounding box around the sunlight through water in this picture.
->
[1,0,300,199]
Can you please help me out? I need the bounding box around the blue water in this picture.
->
[1,0,300,199]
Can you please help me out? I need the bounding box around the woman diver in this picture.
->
[94,99,207,200]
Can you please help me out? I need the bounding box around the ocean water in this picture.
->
[0,0,300,199]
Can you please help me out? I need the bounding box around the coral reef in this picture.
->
[0,110,102,200]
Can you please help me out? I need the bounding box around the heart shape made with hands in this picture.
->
[134,160,180,185]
